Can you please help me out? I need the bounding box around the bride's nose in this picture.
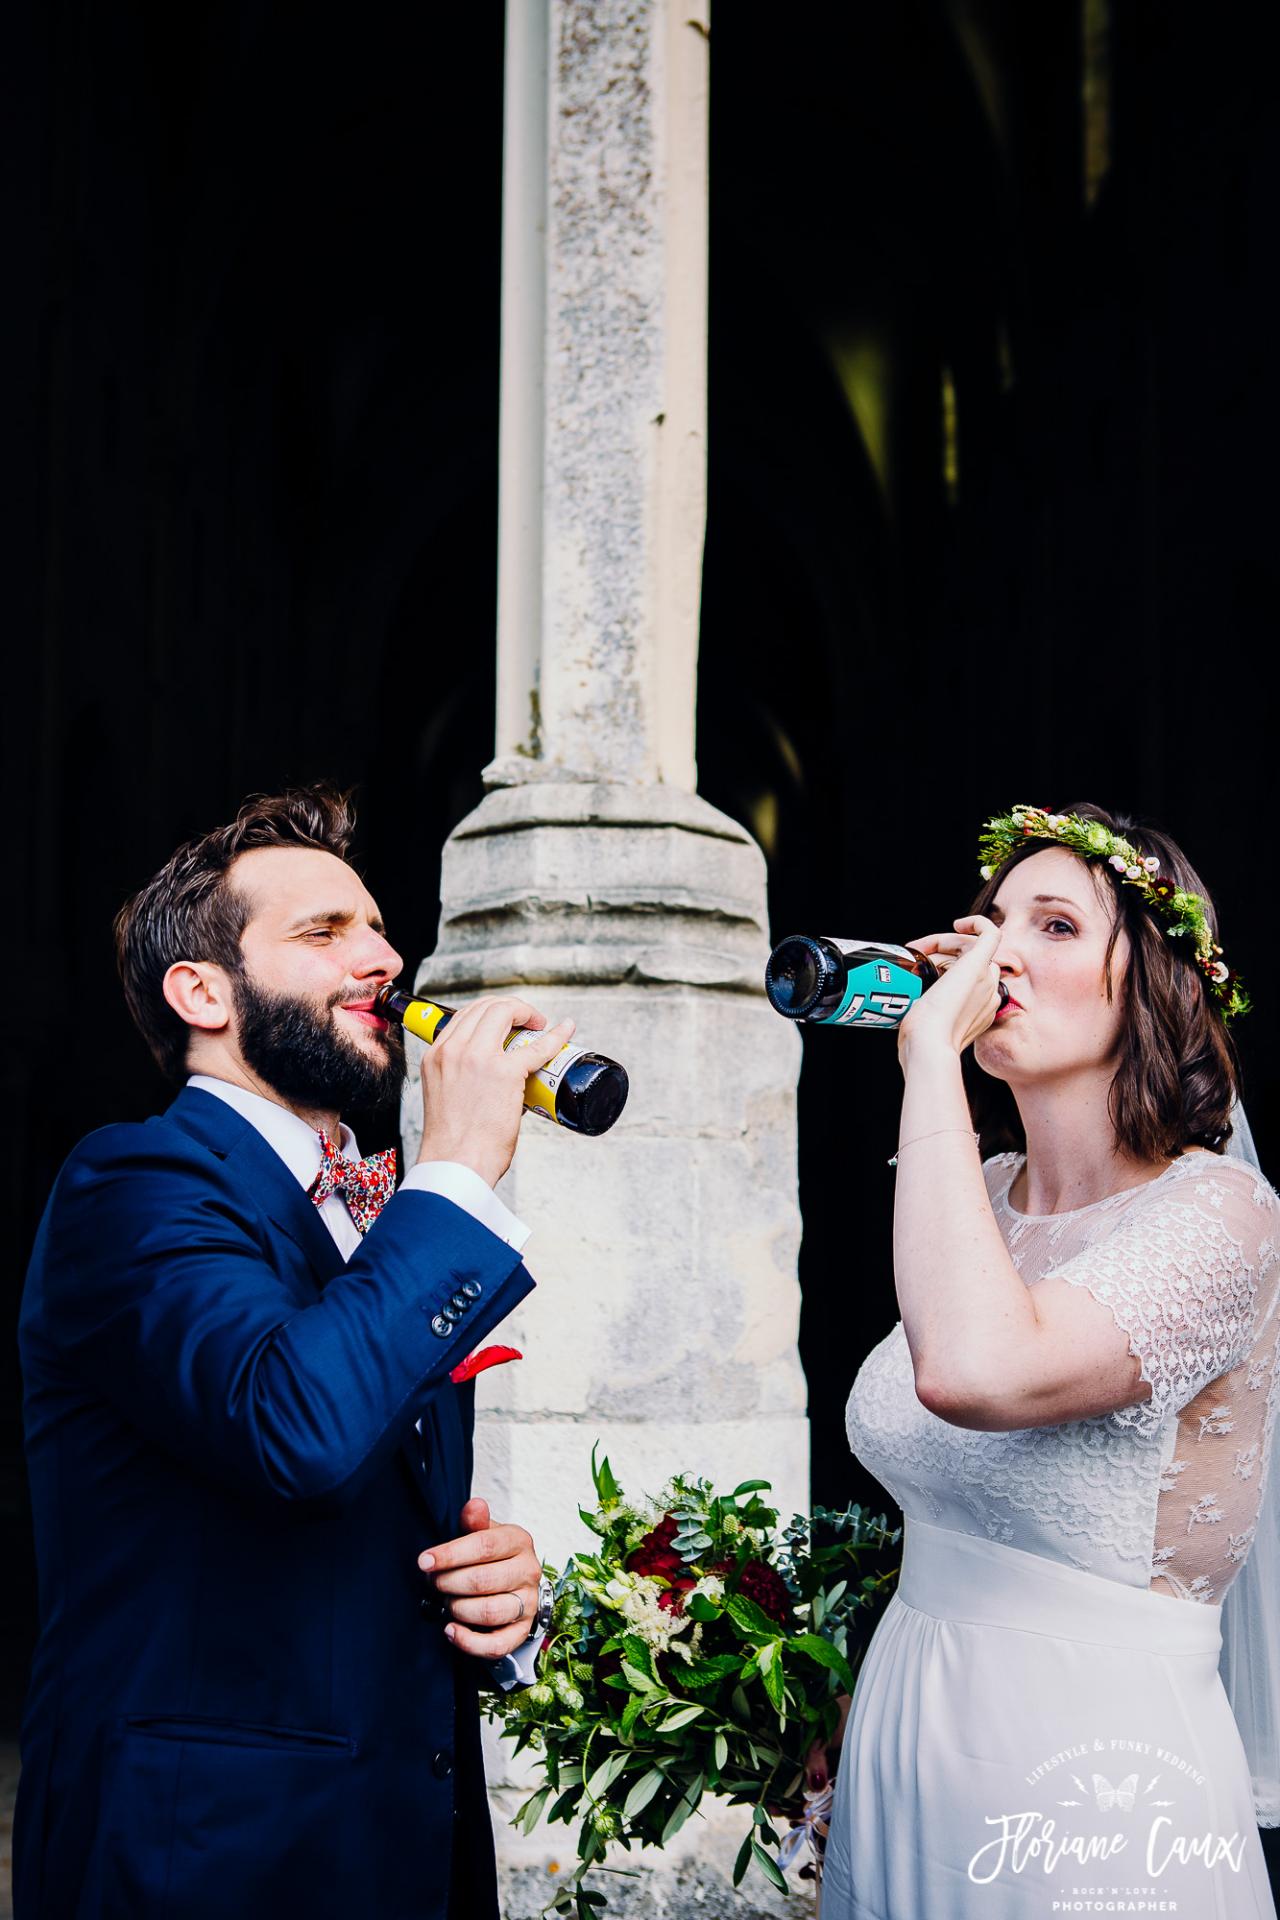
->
[992,932,1022,980]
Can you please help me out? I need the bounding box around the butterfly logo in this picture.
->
[1059,1771,1173,1812]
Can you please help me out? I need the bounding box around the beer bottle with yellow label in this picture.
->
[373,985,629,1135]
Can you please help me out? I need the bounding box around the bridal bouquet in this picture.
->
[487,1447,901,1917]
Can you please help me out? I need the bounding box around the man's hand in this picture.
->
[418,1497,542,1660]
[416,995,576,1189]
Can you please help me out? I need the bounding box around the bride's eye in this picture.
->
[1045,918,1077,936]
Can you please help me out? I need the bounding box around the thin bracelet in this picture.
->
[887,1127,980,1169]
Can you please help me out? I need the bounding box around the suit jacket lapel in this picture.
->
[165,1084,347,1287]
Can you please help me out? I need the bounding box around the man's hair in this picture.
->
[114,783,358,1083]
[962,799,1241,1162]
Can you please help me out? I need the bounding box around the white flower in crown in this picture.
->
[1126,865,1143,880]
[980,864,994,880]
[1143,855,1160,872]
[1109,855,1127,871]
[1211,961,1230,984]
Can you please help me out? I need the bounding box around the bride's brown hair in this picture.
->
[962,800,1242,1163]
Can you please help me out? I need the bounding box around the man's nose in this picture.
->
[354,931,403,980]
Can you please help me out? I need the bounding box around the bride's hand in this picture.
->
[897,915,1003,1059]
[798,1691,853,1798]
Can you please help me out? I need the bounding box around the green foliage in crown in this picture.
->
[976,805,1250,1022]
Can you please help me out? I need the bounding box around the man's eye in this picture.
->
[304,929,334,940]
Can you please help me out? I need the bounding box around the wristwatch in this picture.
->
[489,1572,556,1694]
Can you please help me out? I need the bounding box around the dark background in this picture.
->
[8,6,1277,1872]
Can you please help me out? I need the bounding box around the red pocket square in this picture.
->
[450,1345,523,1384]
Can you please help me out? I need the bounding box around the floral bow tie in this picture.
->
[308,1132,398,1234]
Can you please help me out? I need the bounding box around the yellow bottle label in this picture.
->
[502,1033,590,1123]
[400,999,452,1045]
[400,998,589,1126]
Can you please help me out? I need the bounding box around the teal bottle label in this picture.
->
[830,957,925,1028]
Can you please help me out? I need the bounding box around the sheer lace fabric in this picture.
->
[846,1150,1280,1605]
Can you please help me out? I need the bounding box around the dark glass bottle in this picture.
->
[372,985,629,1136]
[765,936,941,1030]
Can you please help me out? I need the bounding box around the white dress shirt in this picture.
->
[186,1074,530,1255]
[185,1073,542,1685]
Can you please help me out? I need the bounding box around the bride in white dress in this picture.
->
[820,803,1279,1920]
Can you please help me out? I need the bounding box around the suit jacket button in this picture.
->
[421,1594,443,1621]
[461,1279,482,1299]
[430,1315,452,1338]
[449,1292,471,1313]
[432,1748,454,1780]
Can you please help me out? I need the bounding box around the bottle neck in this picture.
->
[372,986,455,1043]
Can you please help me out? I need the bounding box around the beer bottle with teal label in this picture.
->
[764,936,941,1030]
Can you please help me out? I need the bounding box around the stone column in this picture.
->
[401,3,807,1907]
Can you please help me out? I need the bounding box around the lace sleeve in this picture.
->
[1048,1158,1280,1439]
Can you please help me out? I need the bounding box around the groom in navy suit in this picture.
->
[15,785,574,1919]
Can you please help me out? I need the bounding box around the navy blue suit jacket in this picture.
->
[14,1085,536,1919]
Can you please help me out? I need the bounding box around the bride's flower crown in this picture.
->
[977,805,1250,1022]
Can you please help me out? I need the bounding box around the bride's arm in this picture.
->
[892,918,1149,1431]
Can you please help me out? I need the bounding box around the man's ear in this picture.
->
[162,961,234,1036]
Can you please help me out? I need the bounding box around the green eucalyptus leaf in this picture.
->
[622,1767,665,1820]
[620,1694,647,1739]
[661,1772,706,1842]
[586,1750,630,1799]
[513,1785,551,1835]
[658,1703,705,1732]
[760,1653,786,1713]
[751,1839,789,1893]
[549,1786,582,1824]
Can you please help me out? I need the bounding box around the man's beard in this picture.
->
[231,972,406,1116]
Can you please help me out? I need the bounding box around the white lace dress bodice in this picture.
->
[846,1150,1280,1601]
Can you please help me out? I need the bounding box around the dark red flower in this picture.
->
[626,1514,685,1579]
[738,1558,792,1625]
[626,1545,683,1579]
[656,1577,697,1616]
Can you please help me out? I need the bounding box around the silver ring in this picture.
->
[512,1592,526,1625]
